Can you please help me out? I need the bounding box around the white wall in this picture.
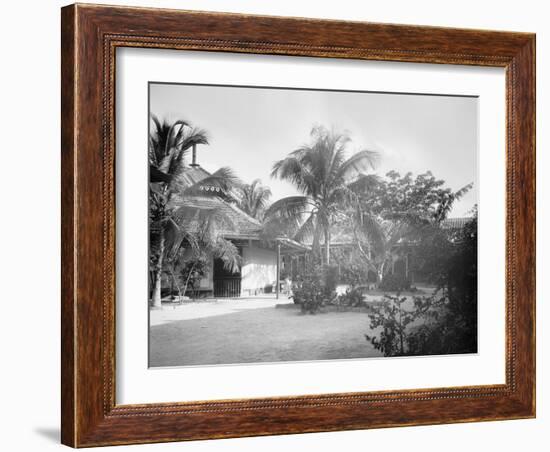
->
[241,246,277,295]
[1,1,547,451]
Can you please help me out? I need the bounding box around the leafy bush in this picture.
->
[291,263,337,314]
[395,213,478,355]
[336,258,370,287]
[324,265,339,295]
[337,287,365,307]
[366,215,478,357]
[406,215,478,355]
[365,293,437,356]
[378,273,412,292]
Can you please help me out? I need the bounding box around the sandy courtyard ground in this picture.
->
[149,297,383,367]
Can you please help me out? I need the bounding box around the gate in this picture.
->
[213,277,242,297]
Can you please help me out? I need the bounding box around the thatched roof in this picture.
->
[179,195,263,239]
[175,165,262,239]
[441,217,472,230]
[300,216,474,247]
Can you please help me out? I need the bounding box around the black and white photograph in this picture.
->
[1,0,543,450]
[148,82,478,368]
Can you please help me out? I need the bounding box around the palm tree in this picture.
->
[149,115,239,308]
[237,179,272,220]
[266,125,379,264]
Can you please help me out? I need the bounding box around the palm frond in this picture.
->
[150,116,209,173]
[212,238,241,273]
[148,136,159,167]
[150,114,162,136]
[434,182,473,222]
[336,150,379,183]
[264,196,314,222]
[238,179,272,219]
[179,229,201,257]
[164,120,188,152]
[454,182,473,200]
[166,128,209,180]
[270,155,316,195]
[149,166,172,183]
[162,216,184,257]
[293,213,317,243]
[353,209,386,254]
[176,127,209,152]
[166,148,188,180]
[326,142,348,185]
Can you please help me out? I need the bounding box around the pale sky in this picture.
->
[150,83,478,217]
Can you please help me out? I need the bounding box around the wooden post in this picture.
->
[276,242,281,299]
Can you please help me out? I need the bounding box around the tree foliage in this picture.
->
[148,115,240,306]
[365,213,478,356]
[407,212,478,355]
[266,125,379,263]
[237,179,272,220]
[351,171,472,282]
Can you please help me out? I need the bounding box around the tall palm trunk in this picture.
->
[324,226,331,265]
[151,233,165,308]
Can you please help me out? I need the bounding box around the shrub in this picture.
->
[365,294,412,356]
[338,260,370,287]
[379,273,412,292]
[324,265,339,295]
[404,213,478,355]
[291,263,337,314]
[365,293,437,356]
[337,287,365,307]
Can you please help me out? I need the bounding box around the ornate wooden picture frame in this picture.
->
[61,3,535,447]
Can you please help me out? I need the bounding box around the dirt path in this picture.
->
[149,298,382,367]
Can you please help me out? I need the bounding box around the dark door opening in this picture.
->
[213,257,242,298]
